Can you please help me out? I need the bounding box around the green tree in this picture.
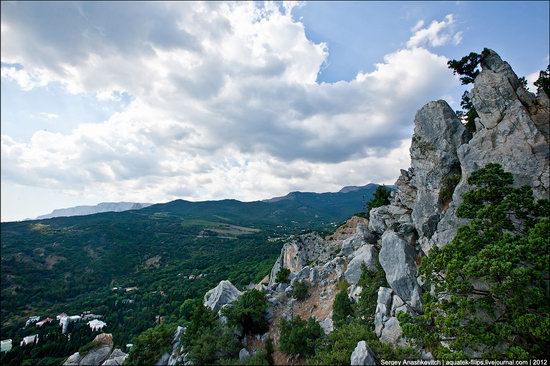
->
[126,324,176,365]
[275,268,291,283]
[222,289,269,334]
[400,163,550,359]
[291,280,309,301]
[332,289,353,328]
[366,185,391,218]
[534,65,550,96]
[279,317,323,356]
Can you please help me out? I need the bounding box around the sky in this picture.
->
[1,1,549,222]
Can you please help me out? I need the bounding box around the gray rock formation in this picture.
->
[366,49,549,352]
[380,317,404,345]
[374,287,393,337]
[339,221,376,256]
[319,316,334,335]
[350,340,377,365]
[269,233,331,284]
[64,333,114,366]
[379,231,421,311]
[101,349,128,366]
[204,280,242,313]
[344,244,377,285]
[239,348,250,362]
[409,100,469,246]
[63,353,83,366]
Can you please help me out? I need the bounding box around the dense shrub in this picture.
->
[126,324,176,365]
[308,320,418,365]
[366,185,391,218]
[279,317,323,356]
[275,268,291,283]
[354,263,388,323]
[291,280,309,301]
[534,65,549,95]
[332,288,353,328]
[222,289,269,334]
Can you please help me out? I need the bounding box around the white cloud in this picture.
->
[407,14,460,48]
[0,2,459,210]
[38,112,59,119]
[411,20,425,32]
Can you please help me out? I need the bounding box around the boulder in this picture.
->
[350,340,377,365]
[78,334,113,366]
[63,353,82,366]
[379,231,422,311]
[380,317,404,345]
[80,345,112,366]
[344,244,377,285]
[269,233,330,285]
[239,348,250,362]
[101,349,128,366]
[319,316,334,335]
[203,280,242,313]
[374,287,393,337]
[339,221,376,257]
[348,284,363,302]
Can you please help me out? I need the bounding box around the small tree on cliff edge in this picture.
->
[366,185,391,218]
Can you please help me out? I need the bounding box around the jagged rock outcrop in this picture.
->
[379,231,421,311]
[350,340,377,365]
[155,326,189,366]
[204,280,242,313]
[101,349,128,366]
[366,49,549,351]
[239,348,251,362]
[339,221,376,256]
[63,333,119,366]
[269,233,334,285]
[344,244,377,285]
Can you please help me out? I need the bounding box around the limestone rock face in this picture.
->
[344,244,377,285]
[409,100,469,244]
[239,348,250,362]
[101,349,128,366]
[350,340,377,365]
[379,231,421,311]
[204,280,242,313]
[64,334,129,366]
[269,233,332,285]
[374,287,393,337]
[339,221,376,257]
[63,334,114,366]
[365,49,549,350]
[63,353,82,366]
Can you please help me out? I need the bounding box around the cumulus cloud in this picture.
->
[1,3,460,205]
[407,14,461,48]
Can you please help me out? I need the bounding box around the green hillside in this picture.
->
[0,185,378,364]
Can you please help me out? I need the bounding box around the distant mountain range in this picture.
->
[35,202,153,220]
[33,184,383,221]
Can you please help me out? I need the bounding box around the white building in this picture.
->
[1,339,12,353]
[20,335,39,347]
[88,319,107,331]
[59,315,82,334]
[25,316,40,327]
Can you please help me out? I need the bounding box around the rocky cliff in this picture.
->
[64,333,128,366]
[161,49,549,364]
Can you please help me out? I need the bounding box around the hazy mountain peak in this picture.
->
[35,202,152,220]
